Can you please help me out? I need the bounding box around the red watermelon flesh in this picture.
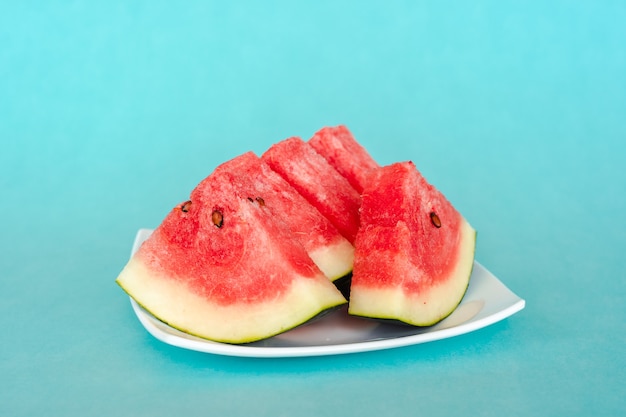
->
[262,137,361,244]
[308,125,379,194]
[348,161,476,326]
[211,151,354,281]
[115,171,347,344]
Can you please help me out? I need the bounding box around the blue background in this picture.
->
[1,1,624,416]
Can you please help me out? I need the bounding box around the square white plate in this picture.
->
[126,228,525,357]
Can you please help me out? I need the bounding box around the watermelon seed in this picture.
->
[255,197,265,207]
[212,210,224,228]
[430,212,442,228]
[180,200,192,213]
[247,197,254,202]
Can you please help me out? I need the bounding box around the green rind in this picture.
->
[352,238,476,327]
[117,279,346,344]
[348,223,477,327]
[308,238,354,282]
[116,255,348,344]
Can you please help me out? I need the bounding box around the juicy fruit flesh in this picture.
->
[309,125,380,194]
[116,185,348,343]
[357,162,465,287]
[262,136,361,244]
[117,125,478,343]
[211,151,354,281]
[349,219,476,326]
[117,256,347,343]
[146,198,318,304]
[348,161,476,326]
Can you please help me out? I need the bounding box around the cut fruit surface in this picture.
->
[116,173,347,344]
[308,125,380,194]
[116,125,482,344]
[211,151,354,281]
[262,136,362,244]
[348,161,476,326]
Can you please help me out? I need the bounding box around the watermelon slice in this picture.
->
[211,151,354,281]
[116,171,347,344]
[348,161,476,326]
[308,125,380,194]
[262,136,361,244]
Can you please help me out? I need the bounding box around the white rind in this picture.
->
[308,239,354,281]
[116,257,347,344]
[348,218,476,326]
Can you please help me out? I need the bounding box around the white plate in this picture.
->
[126,229,525,358]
